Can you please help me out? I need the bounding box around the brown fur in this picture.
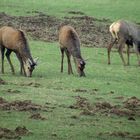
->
[108,20,140,66]
[59,25,85,76]
[0,26,36,77]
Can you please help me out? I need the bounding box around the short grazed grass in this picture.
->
[0,41,140,140]
[0,0,140,22]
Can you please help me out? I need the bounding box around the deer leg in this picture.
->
[5,49,15,74]
[1,46,5,73]
[65,49,73,74]
[134,46,140,66]
[16,53,25,75]
[60,48,64,73]
[118,41,126,66]
[126,45,130,65]
[107,38,117,64]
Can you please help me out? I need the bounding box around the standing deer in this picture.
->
[58,25,86,77]
[107,20,140,66]
[0,26,37,77]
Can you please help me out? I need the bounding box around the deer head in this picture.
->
[77,58,86,77]
[24,58,38,77]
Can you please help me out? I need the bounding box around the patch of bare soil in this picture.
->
[67,11,85,15]
[73,88,98,95]
[0,97,42,111]
[69,96,91,110]
[0,12,111,47]
[0,126,30,139]
[73,89,88,93]
[123,96,140,109]
[0,78,6,85]
[5,89,21,93]
[99,131,140,140]
[69,96,140,117]
[29,113,46,120]
[20,82,41,88]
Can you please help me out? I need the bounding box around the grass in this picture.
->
[0,41,140,140]
[0,0,140,22]
[0,0,140,139]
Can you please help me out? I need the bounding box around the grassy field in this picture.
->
[0,0,140,22]
[0,0,140,140]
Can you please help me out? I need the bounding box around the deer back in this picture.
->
[59,25,81,58]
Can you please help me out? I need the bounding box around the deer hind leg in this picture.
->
[107,38,117,64]
[60,48,64,73]
[1,46,5,73]
[65,49,73,75]
[5,49,15,74]
[117,40,126,66]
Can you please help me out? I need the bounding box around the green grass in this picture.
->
[0,0,140,22]
[0,41,140,140]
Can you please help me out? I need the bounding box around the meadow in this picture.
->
[0,0,140,140]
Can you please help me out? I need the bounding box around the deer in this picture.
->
[107,20,140,66]
[58,25,86,77]
[0,26,37,77]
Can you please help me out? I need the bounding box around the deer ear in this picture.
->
[28,58,32,65]
[34,57,39,65]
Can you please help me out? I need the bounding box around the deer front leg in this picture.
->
[65,49,73,75]
[16,53,25,75]
[1,46,5,74]
[60,48,64,73]
[135,46,140,66]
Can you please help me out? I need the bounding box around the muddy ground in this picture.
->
[99,131,140,140]
[0,97,45,112]
[0,126,30,139]
[0,11,111,47]
[0,78,6,85]
[69,96,140,119]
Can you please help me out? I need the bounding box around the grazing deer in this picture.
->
[0,26,37,77]
[58,25,86,77]
[107,20,140,66]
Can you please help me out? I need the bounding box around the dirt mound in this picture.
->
[0,97,42,111]
[5,89,21,93]
[69,96,91,110]
[0,12,111,47]
[15,126,30,136]
[29,113,46,120]
[0,126,30,139]
[99,131,140,140]
[73,89,88,93]
[10,100,42,111]
[67,11,85,15]
[69,96,140,117]
[0,78,6,85]
[20,82,41,88]
[123,96,140,108]
[73,88,98,95]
